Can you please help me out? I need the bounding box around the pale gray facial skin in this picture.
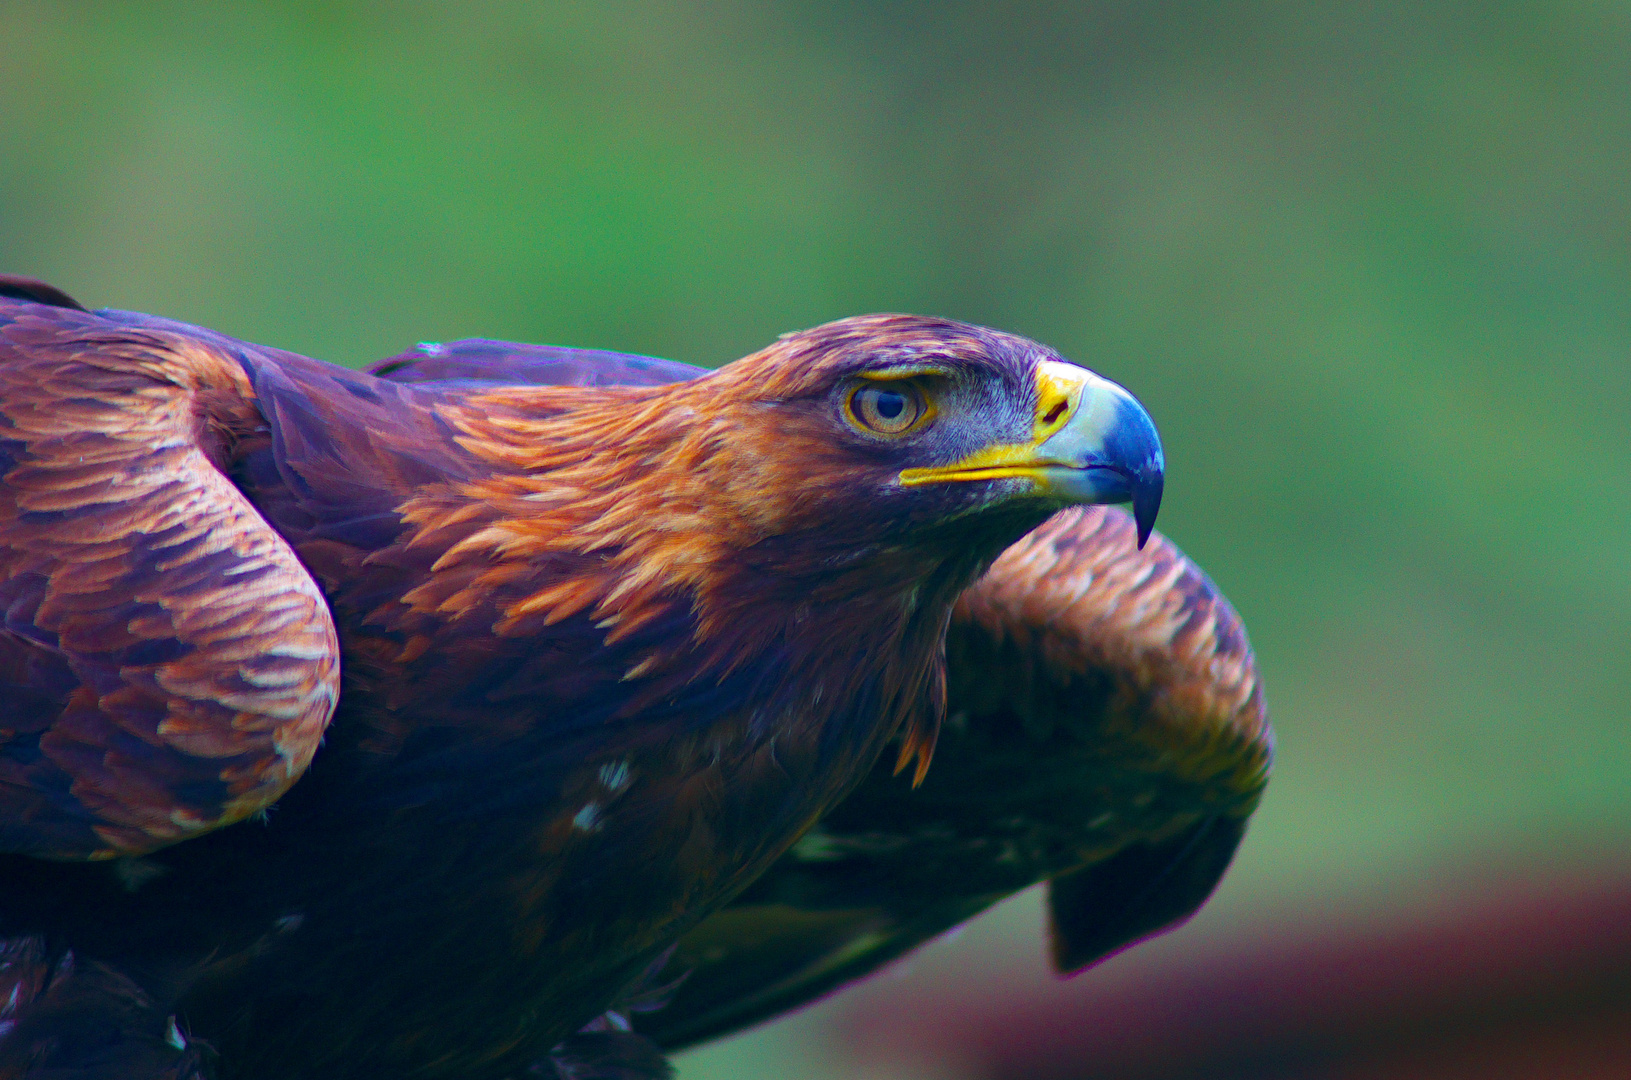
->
[899,358,1164,547]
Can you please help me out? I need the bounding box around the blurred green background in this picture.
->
[3,2,1628,1076]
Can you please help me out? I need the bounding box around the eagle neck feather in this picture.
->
[405,379,1032,784]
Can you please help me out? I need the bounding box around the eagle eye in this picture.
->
[848,381,928,436]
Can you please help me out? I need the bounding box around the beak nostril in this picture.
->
[1041,399,1068,426]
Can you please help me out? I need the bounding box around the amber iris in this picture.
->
[849,381,926,435]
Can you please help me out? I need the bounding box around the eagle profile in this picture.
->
[0,275,1269,1080]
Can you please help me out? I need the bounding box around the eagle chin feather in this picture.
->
[894,641,947,787]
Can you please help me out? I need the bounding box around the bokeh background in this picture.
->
[3,2,1628,1077]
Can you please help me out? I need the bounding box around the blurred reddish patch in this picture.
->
[838,868,1631,1080]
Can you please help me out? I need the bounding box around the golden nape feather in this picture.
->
[0,276,1261,1080]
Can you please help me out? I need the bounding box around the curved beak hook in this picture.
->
[1033,364,1164,547]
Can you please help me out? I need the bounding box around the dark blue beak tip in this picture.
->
[1107,391,1163,549]
[1132,469,1163,549]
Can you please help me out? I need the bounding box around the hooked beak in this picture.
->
[899,360,1165,546]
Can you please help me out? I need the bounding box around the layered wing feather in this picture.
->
[0,279,340,858]
[638,505,1271,1049]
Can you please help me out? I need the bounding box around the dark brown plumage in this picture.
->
[0,276,1261,1080]
[639,504,1269,1049]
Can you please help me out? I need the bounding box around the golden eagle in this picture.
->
[0,276,1269,1079]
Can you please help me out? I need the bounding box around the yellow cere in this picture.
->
[897,360,1094,486]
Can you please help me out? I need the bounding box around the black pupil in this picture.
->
[874,391,905,420]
